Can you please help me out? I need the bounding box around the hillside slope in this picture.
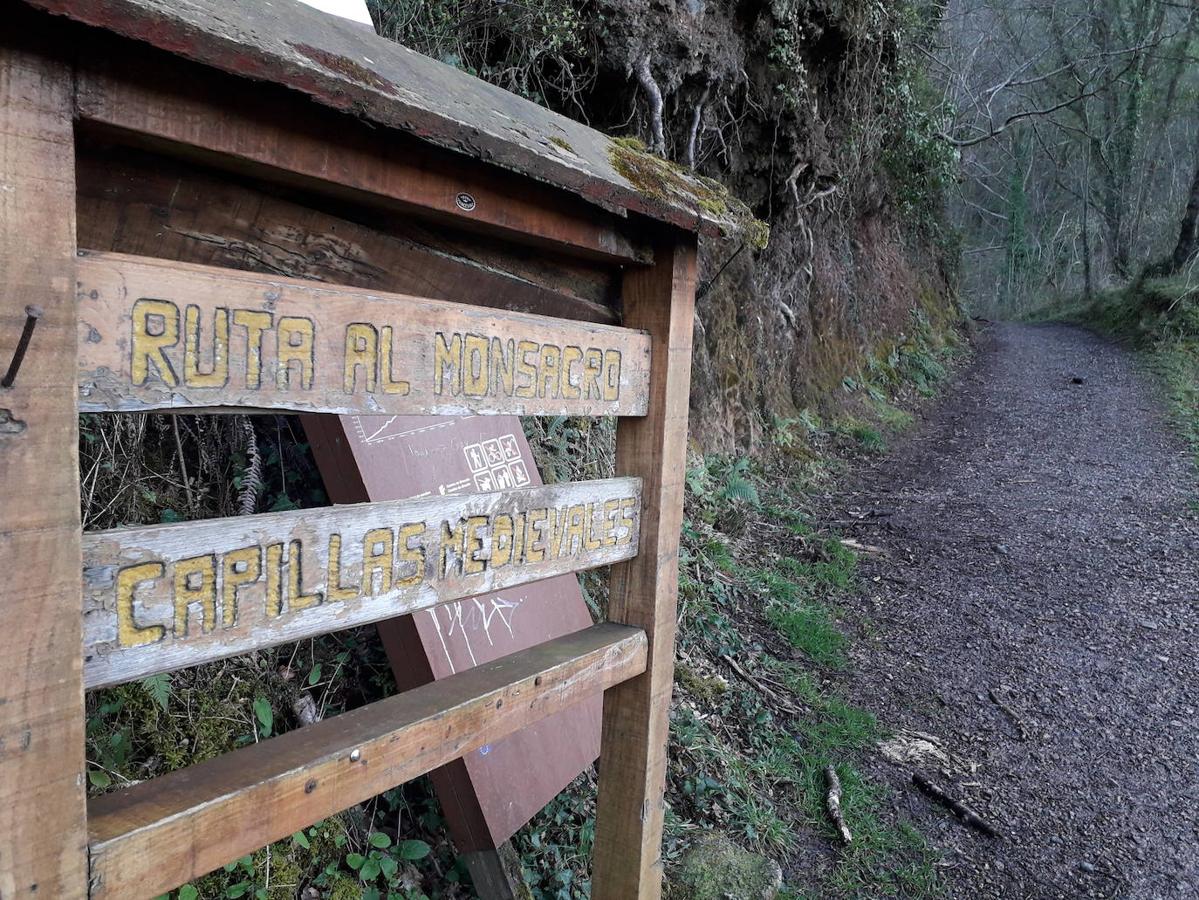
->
[372,0,962,448]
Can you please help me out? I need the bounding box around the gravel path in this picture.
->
[838,323,1199,899]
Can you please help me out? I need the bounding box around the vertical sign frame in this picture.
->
[0,39,89,899]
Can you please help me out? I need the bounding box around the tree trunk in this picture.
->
[1167,159,1199,275]
[1082,142,1093,302]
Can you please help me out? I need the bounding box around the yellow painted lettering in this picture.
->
[130,298,180,387]
[183,304,230,388]
[327,533,361,603]
[463,334,489,397]
[583,502,602,551]
[491,338,515,397]
[233,309,272,389]
[512,511,526,565]
[583,348,604,400]
[287,539,323,612]
[277,317,315,390]
[441,520,466,577]
[539,344,561,399]
[515,340,538,399]
[549,507,567,559]
[560,345,583,399]
[266,541,284,618]
[491,513,513,569]
[396,522,426,588]
[362,528,394,596]
[344,322,378,393]
[173,554,217,638]
[116,562,166,648]
[564,504,586,556]
[602,498,621,547]
[265,543,284,617]
[220,546,261,628]
[603,349,622,401]
[380,326,411,395]
[433,332,462,396]
[525,508,547,563]
[618,497,638,545]
[463,514,489,575]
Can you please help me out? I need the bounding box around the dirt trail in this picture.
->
[837,323,1199,899]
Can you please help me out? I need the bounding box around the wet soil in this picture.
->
[836,323,1199,899]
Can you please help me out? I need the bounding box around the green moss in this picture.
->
[666,832,782,900]
[86,668,287,789]
[607,138,770,250]
[676,663,729,702]
[611,135,648,152]
[329,879,368,900]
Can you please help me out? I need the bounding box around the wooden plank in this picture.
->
[74,143,622,325]
[592,236,697,900]
[73,51,653,265]
[83,476,642,688]
[76,251,651,416]
[87,623,648,900]
[0,40,89,899]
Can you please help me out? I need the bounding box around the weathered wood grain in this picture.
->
[83,476,641,688]
[73,51,653,264]
[76,252,651,416]
[593,236,697,900]
[74,144,622,325]
[87,623,648,900]
[0,40,89,900]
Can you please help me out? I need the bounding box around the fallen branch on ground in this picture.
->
[988,687,1030,741]
[840,537,885,554]
[912,772,1000,838]
[720,654,803,716]
[825,766,852,845]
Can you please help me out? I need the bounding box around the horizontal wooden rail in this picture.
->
[83,476,642,688]
[87,623,648,899]
[74,59,651,265]
[76,252,651,416]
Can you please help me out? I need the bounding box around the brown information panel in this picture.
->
[75,252,650,417]
[80,478,640,689]
[304,413,605,851]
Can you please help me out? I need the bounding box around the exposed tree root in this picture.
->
[686,80,712,169]
[634,55,665,155]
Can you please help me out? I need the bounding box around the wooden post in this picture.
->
[592,235,697,899]
[0,42,89,899]
[460,843,528,900]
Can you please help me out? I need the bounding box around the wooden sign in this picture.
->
[75,252,652,416]
[305,414,608,852]
[82,477,642,688]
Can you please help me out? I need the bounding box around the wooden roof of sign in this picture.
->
[22,0,766,246]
